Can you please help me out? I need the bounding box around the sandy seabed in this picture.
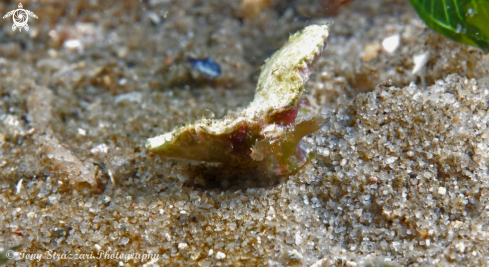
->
[1,0,489,266]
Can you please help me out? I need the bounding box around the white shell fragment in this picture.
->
[90,143,109,154]
[382,34,400,54]
[412,51,430,74]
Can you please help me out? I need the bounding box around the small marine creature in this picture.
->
[187,57,222,78]
[147,25,330,175]
[93,161,116,185]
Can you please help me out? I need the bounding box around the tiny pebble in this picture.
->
[438,187,447,195]
[178,243,188,250]
[215,251,225,260]
[120,237,129,245]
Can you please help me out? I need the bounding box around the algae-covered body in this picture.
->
[147,25,329,175]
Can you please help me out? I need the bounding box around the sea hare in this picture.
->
[146,25,330,175]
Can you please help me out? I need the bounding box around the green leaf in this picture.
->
[409,0,489,50]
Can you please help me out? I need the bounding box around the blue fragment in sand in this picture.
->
[187,58,221,78]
